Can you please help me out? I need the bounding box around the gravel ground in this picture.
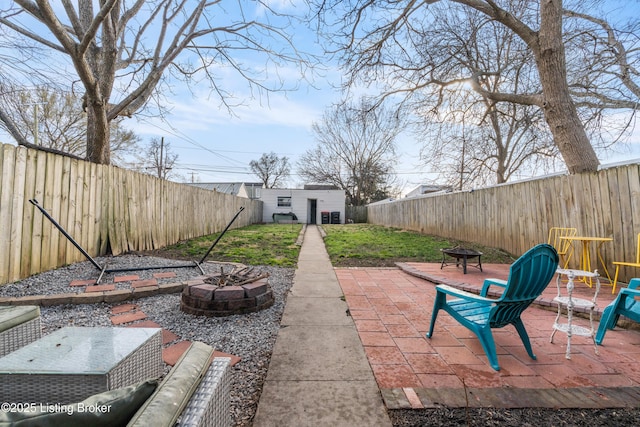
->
[1,255,294,427]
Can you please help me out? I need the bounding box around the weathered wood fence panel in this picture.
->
[0,143,262,285]
[346,205,368,223]
[368,162,640,283]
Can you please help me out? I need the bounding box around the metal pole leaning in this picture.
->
[29,199,105,272]
[198,206,245,265]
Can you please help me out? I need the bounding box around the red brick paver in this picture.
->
[110,311,147,325]
[163,340,192,366]
[111,303,138,314]
[69,279,97,287]
[336,263,640,397]
[160,329,180,345]
[106,302,241,369]
[126,320,181,345]
[131,279,158,288]
[84,284,115,293]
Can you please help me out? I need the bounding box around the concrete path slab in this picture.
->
[255,380,389,427]
[265,325,373,381]
[280,297,353,326]
[253,225,392,426]
[288,276,345,298]
[293,267,340,282]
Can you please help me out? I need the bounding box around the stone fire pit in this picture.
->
[181,266,274,317]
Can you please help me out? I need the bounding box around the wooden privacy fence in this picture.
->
[346,205,368,223]
[0,143,262,285]
[368,161,640,284]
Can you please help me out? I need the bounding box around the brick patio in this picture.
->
[335,263,640,409]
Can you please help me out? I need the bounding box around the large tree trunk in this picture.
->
[536,0,599,173]
[85,102,110,164]
[453,0,601,174]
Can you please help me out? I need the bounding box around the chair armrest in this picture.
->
[436,284,495,304]
[481,278,507,296]
[628,278,640,290]
[619,287,640,299]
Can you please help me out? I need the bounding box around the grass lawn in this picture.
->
[148,223,304,267]
[148,223,514,268]
[321,224,514,267]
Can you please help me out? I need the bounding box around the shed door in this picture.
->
[308,199,317,224]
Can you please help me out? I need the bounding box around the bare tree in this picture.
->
[146,137,178,180]
[0,83,139,162]
[250,152,290,188]
[0,1,312,164]
[413,6,559,188]
[127,137,179,180]
[312,0,640,174]
[298,99,400,205]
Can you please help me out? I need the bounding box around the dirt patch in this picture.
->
[331,257,402,268]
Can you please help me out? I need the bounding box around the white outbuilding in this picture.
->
[259,187,346,224]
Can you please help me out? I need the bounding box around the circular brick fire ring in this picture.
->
[180,270,274,317]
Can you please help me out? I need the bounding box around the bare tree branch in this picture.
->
[1,1,314,164]
[564,9,640,100]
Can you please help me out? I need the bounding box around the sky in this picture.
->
[1,1,639,195]
[124,0,640,193]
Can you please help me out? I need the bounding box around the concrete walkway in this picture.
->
[253,225,392,427]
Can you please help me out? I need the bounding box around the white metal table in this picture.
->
[550,269,600,359]
[0,326,162,404]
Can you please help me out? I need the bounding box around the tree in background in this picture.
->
[0,84,139,164]
[250,152,290,188]
[298,99,401,205]
[312,0,640,175]
[128,137,180,181]
[0,1,313,164]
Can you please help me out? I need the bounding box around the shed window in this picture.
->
[277,196,291,207]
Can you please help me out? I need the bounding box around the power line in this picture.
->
[135,118,247,166]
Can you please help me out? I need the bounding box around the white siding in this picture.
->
[260,189,346,224]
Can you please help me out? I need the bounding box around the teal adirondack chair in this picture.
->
[595,278,640,345]
[426,244,559,371]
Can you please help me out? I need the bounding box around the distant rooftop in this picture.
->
[405,184,452,198]
[303,184,340,190]
[187,182,263,198]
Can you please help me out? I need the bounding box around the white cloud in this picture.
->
[254,0,309,17]
[162,88,322,131]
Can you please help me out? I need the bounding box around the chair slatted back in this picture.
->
[490,244,559,328]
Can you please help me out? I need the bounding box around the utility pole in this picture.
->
[158,136,165,179]
[146,137,172,179]
[22,102,47,145]
[34,104,39,145]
